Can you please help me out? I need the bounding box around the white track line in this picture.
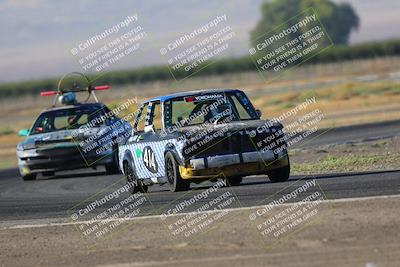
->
[2,194,400,230]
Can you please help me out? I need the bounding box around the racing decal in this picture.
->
[119,139,184,183]
[135,148,142,158]
[184,94,224,102]
[142,146,158,173]
[119,139,185,180]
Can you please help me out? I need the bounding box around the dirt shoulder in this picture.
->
[291,136,400,174]
[1,196,399,267]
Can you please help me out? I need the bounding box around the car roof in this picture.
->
[41,102,105,113]
[144,89,243,103]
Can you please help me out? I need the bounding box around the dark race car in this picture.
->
[119,89,290,192]
[16,73,131,180]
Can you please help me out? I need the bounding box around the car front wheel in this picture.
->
[165,152,190,192]
[226,176,243,186]
[22,173,37,181]
[105,147,120,175]
[267,165,290,183]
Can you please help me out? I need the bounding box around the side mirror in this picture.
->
[18,128,30,137]
[256,109,262,118]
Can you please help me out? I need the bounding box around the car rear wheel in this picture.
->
[22,174,37,181]
[165,152,190,192]
[267,165,290,183]
[123,161,148,193]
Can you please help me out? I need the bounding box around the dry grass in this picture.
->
[255,81,400,128]
[291,137,400,174]
[1,56,400,169]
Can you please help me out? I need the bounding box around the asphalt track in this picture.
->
[0,120,399,224]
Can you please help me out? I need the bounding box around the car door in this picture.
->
[128,101,168,182]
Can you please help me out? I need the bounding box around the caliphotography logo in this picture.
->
[1,1,400,267]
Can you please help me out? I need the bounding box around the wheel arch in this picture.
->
[164,142,184,166]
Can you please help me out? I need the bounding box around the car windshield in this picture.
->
[30,105,107,135]
[164,91,258,128]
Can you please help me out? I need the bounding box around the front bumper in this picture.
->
[179,151,289,179]
[17,146,113,175]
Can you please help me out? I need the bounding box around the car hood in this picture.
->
[17,128,101,150]
[177,119,282,137]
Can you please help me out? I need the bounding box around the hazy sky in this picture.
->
[0,0,399,83]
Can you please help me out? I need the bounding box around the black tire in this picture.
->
[123,162,148,194]
[268,165,290,183]
[105,148,120,175]
[165,152,190,192]
[22,173,36,181]
[226,176,243,186]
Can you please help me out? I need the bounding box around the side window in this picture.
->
[102,106,116,122]
[230,95,252,119]
[148,101,162,131]
[135,103,148,133]
[171,101,198,125]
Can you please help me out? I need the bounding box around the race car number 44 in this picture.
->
[143,146,158,173]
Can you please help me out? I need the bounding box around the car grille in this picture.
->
[183,131,280,159]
